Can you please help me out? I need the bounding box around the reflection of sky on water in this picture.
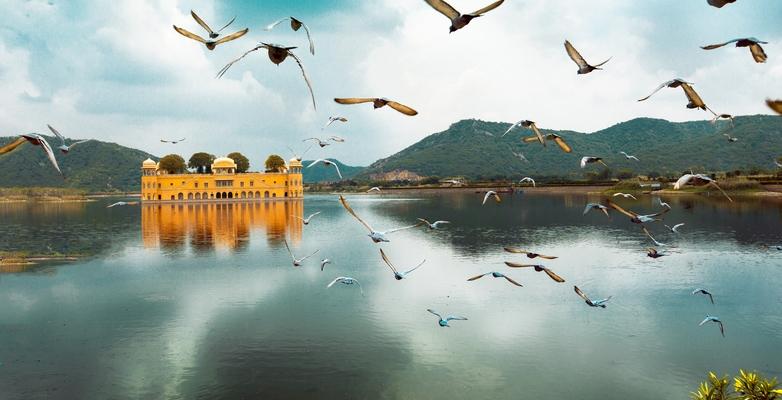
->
[0,194,780,399]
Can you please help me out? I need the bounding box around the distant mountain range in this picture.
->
[357,115,782,181]
[301,159,364,183]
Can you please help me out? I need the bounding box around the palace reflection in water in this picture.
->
[141,200,304,252]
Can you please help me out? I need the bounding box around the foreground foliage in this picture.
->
[692,370,782,400]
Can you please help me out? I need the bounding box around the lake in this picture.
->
[1,193,781,399]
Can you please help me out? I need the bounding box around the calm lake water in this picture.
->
[1,193,781,399]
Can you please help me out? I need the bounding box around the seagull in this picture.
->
[287,144,313,162]
[283,239,319,267]
[723,133,739,142]
[323,116,348,129]
[307,159,342,179]
[775,159,782,168]
[338,195,422,243]
[18,134,63,176]
[106,201,138,208]
[264,17,315,55]
[417,218,450,229]
[518,177,536,187]
[333,98,417,116]
[658,198,671,209]
[699,315,725,337]
[422,0,505,33]
[303,138,331,148]
[367,187,381,193]
[328,135,346,143]
[443,179,463,185]
[574,286,612,308]
[673,174,733,202]
[503,247,558,259]
[711,113,735,127]
[702,37,768,63]
[320,258,332,271]
[47,125,89,154]
[161,138,186,144]
[327,277,363,296]
[768,99,782,115]
[707,0,736,8]
[620,151,639,161]
[607,200,670,224]
[504,262,565,282]
[173,10,248,50]
[482,191,501,205]
[380,249,425,280]
[692,288,715,304]
[511,151,529,163]
[293,211,321,225]
[638,79,716,116]
[613,193,637,200]
[467,272,523,287]
[646,247,666,259]
[522,133,572,153]
[581,157,608,168]
[217,43,316,110]
[583,203,611,219]
[427,309,468,327]
[564,40,611,74]
[665,223,685,233]
[503,120,545,147]
[642,227,668,247]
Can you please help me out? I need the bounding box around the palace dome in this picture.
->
[142,158,157,168]
[212,157,237,169]
[289,158,302,167]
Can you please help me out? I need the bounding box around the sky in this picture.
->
[1,0,781,167]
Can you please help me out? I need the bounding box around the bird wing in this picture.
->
[701,39,740,50]
[287,50,317,110]
[283,239,295,261]
[482,192,492,205]
[530,123,546,146]
[173,25,206,44]
[299,249,319,262]
[432,221,449,226]
[503,275,523,287]
[767,99,782,115]
[467,273,489,281]
[574,286,591,302]
[107,202,119,208]
[642,226,664,247]
[423,0,461,20]
[379,248,398,274]
[217,16,237,33]
[384,221,424,235]
[417,218,432,226]
[580,157,589,168]
[47,124,65,143]
[543,268,565,283]
[68,139,91,149]
[672,223,685,232]
[502,121,521,137]
[469,0,505,16]
[190,10,215,35]
[334,97,376,105]
[698,317,711,326]
[38,136,63,176]
[536,254,558,260]
[0,137,27,155]
[214,28,249,46]
[327,278,342,288]
[551,135,572,153]
[673,174,693,190]
[446,316,468,321]
[681,83,709,111]
[707,181,733,202]
[307,211,322,220]
[331,162,343,179]
[708,293,714,304]
[749,43,767,63]
[564,40,589,69]
[338,195,374,233]
[387,101,418,116]
[427,308,443,319]
[292,215,305,222]
[582,203,595,215]
[264,17,290,31]
[638,80,675,102]
[717,320,725,337]
[607,200,638,218]
[216,44,264,78]
[297,20,315,55]
[404,259,426,275]
[503,261,532,268]
[503,247,528,254]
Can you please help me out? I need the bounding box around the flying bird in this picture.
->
[217,43,316,110]
[665,223,685,233]
[173,10,248,50]
[583,203,611,219]
[707,0,736,8]
[307,159,342,179]
[333,98,418,116]
[283,239,319,267]
[646,247,666,259]
[512,151,529,163]
[264,17,315,55]
[564,40,611,74]
[47,125,89,154]
[607,200,670,224]
[427,309,468,327]
[518,177,536,187]
[161,138,186,144]
[699,315,725,337]
[482,191,501,205]
[522,133,572,153]
[574,286,612,308]
[711,113,735,127]
[417,218,450,229]
[638,79,716,115]
[468,272,523,287]
[613,193,637,200]
[768,99,782,115]
[581,157,608,168]
[339,195,422,243]
[642,227,668,247]
[323,116,348,129]
[327,277,363,296]
[673,174,733,202]
[504,262,565,283]
[19,134,63,176]
[380,249,425,280]
[303,137,331,148]
[503,248,558,259]
[293,211,321,225]
[692,288,714,304]
[367,187,381,193]
[503,120,545,147]
[422,0,505,33]
[775,159,782,168]
[702,37,768,63]
[723,133,739,142]
[328,135,346,143]
[106,201,138,208]
[658,198,671,209]
[320,258,332,271]
[620,151,639,161]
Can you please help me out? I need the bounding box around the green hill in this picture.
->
[302,159,365,183]
[0,135,156,192]
[358,115,782,181]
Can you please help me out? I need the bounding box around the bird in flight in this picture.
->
[323,116,348,129]
[417,218,450,229]
[328,135,346,143]
[380,249,425,280]
[333,98,418,116]
[564,40,611,74]
[468,272,523,287]
[581,157,608,168]
[707,0,736,8]
[692,288,715,304]
[264,17,315,55]
[638,79,716,116]
[522,133,572,153]
[711,113,735,127]
[775,159,782,168]
[504,262,565,283]
[217,43,316,110]
[482,191,501,205]
[613,193,637,200]
[723,133,739,143]
[303,137,331,148]
[367,187,381,193]
[339,195,422,243]
[2,134,63,176]
[107,201,138,208]
[673,174,733,202]
[583,203,611,219]
[503,120,545,146]
[574,286,612,308]
[607,200,670,224]
[173,10,248,50]
[658,198,671,209]
[665,223,685,233]
[160,138,185,144]
[642,227,668,247]
[308,159,343,179]
[620,151,639,161]
[699,315,725,337]
[320,258,332,271]
[427,309,468,327]
[327,277,363,296]
[47,125,89,154]
[702,37,768,63]
[293,211,321,225]
[511,151,529,163]
[646,247,666,259]
[768,99,782,115]
[503,248,558,260]
[283,239,319,267]
[518,177,536,187]
[422,0,505,33]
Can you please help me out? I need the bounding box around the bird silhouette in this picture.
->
[423,0,505,33]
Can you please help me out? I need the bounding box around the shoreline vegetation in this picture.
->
[0,187,91,203]
[0,251,80,272]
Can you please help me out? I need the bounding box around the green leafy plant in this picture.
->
[692,370,782,400]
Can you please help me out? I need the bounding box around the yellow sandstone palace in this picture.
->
[141,156,303,202]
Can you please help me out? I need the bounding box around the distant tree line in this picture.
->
[157,152,285,174]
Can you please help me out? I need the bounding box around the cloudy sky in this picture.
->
[1,0,781,166]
